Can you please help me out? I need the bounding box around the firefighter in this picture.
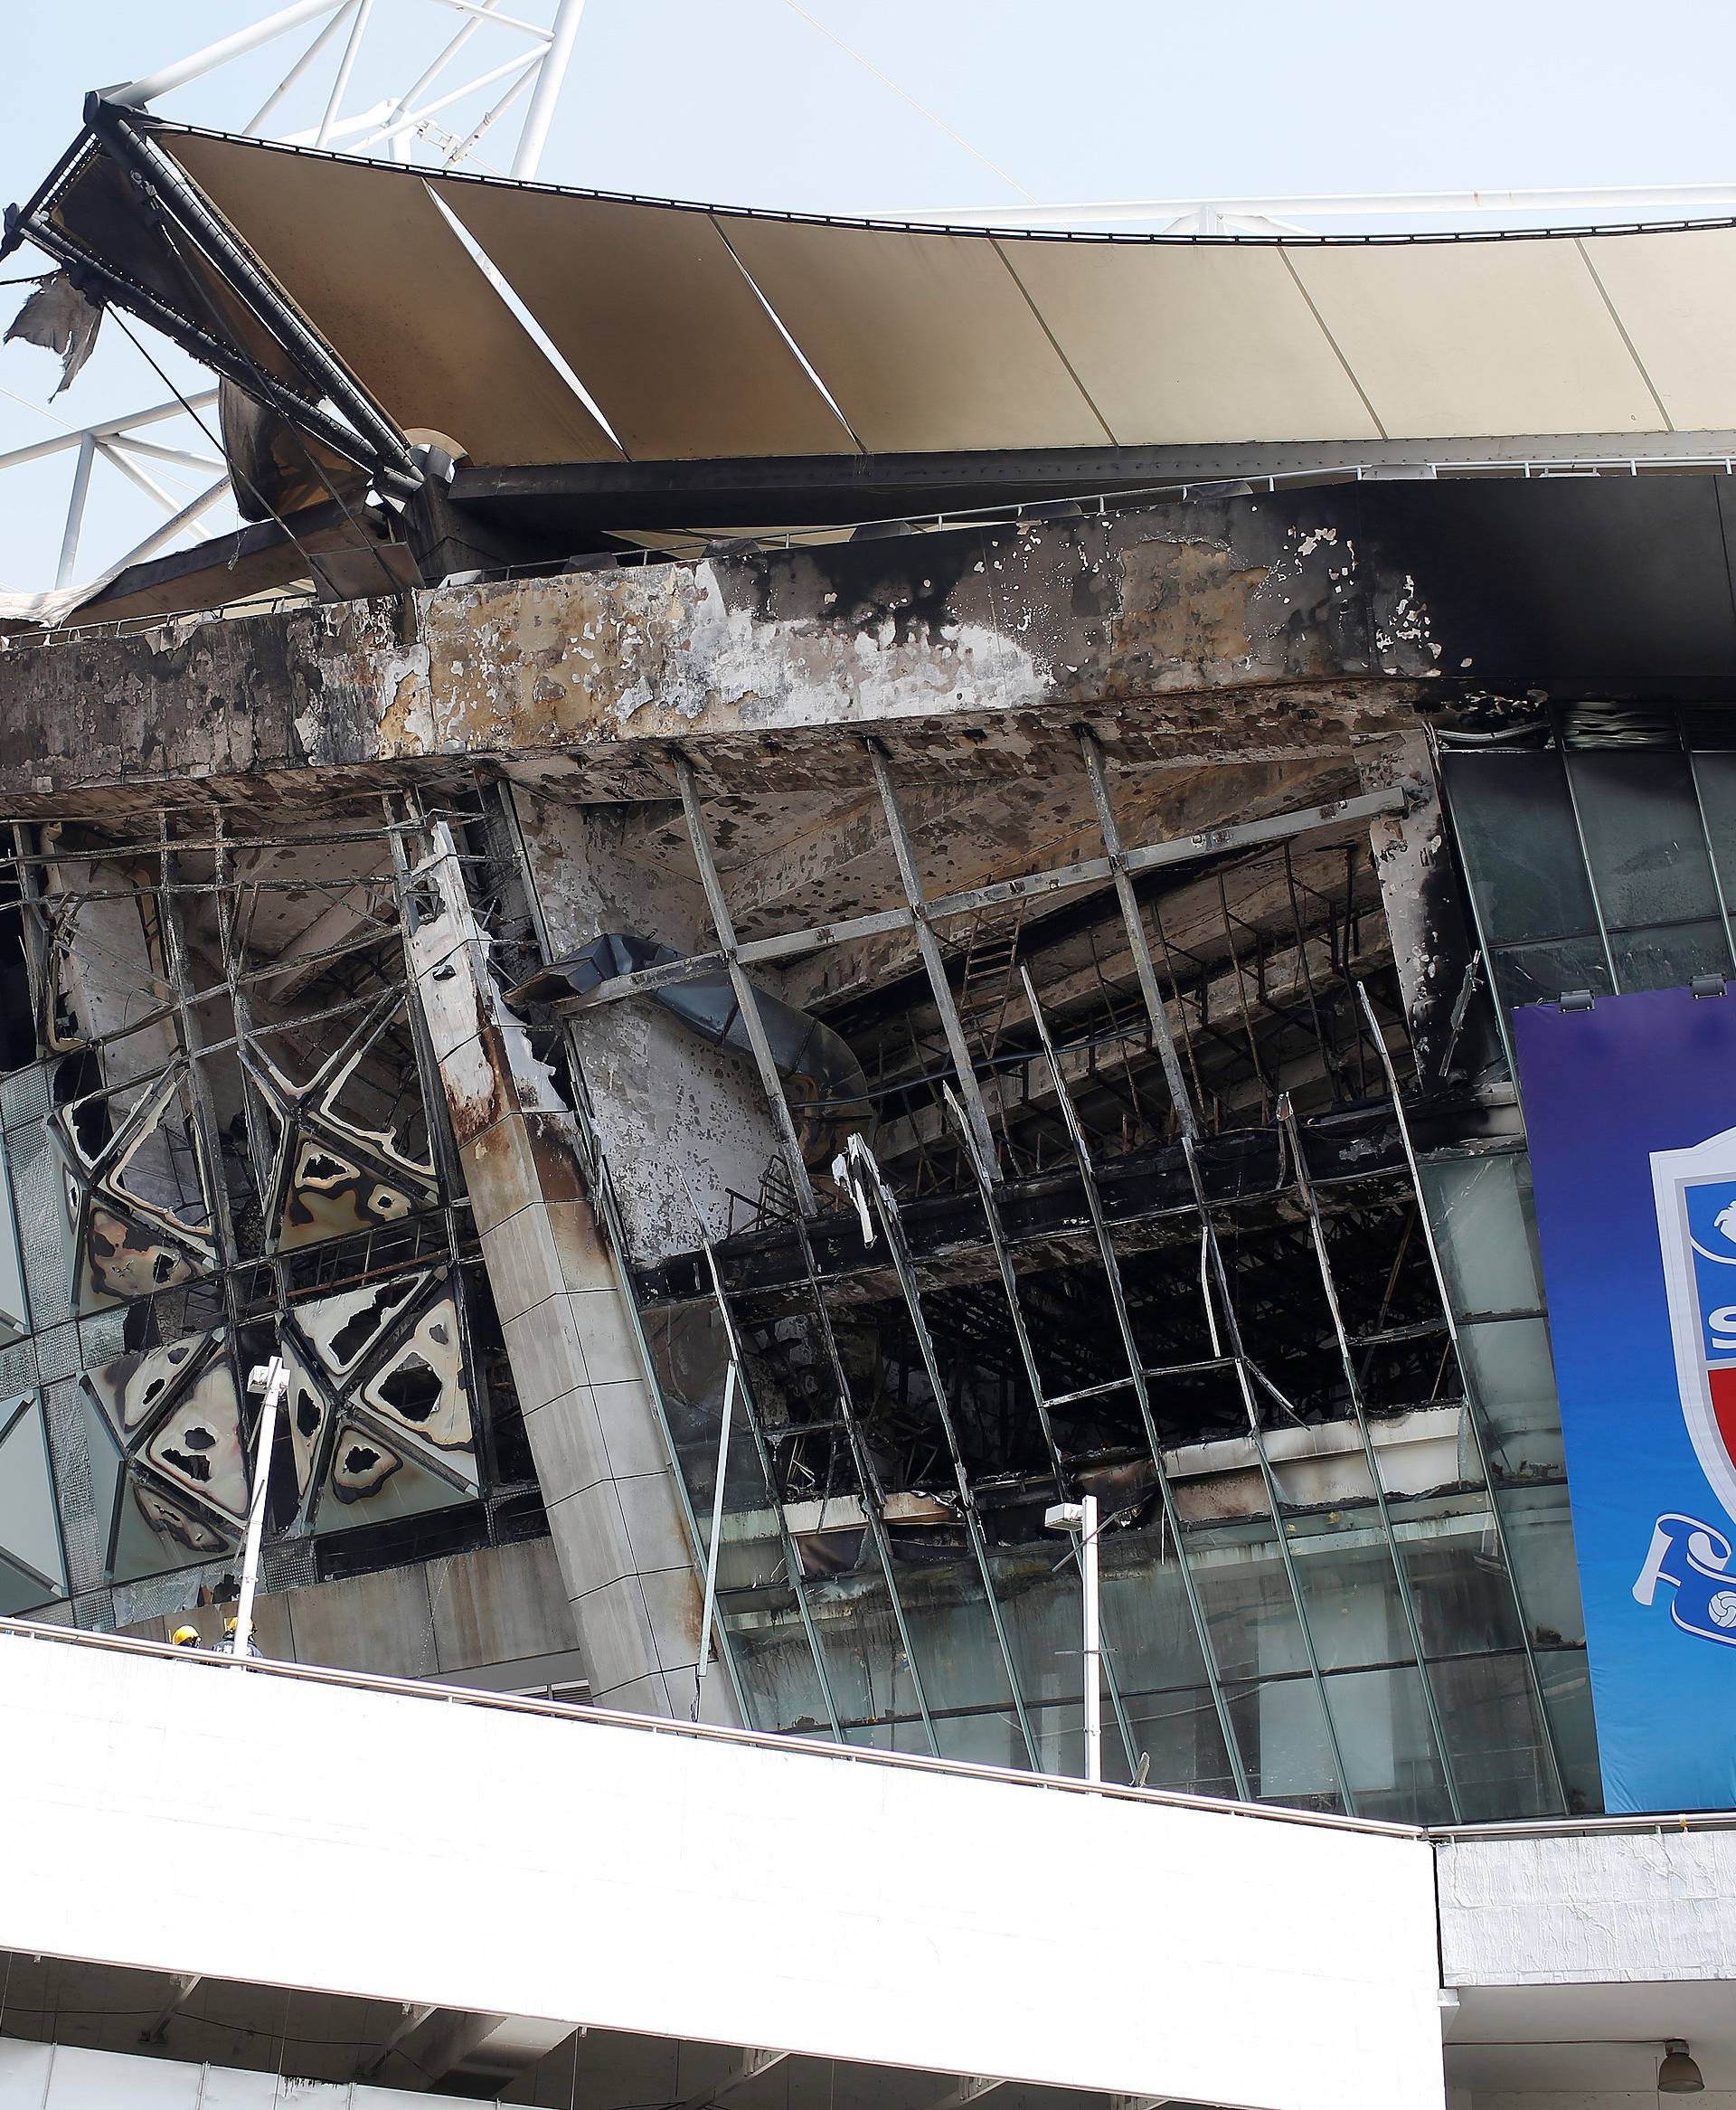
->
[170,1625,200,1649]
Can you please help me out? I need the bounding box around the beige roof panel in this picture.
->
[720,216,1109,452]
[1288,237,1665,440]
[430,181,856,459]
[1578,227,1736,434]
[1005,240,1382,445]
[168,131,621,466]
[125,129,1736,468]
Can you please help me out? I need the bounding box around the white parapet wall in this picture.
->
[0,1626,1445,2110]
[1439,1824,1736,1986]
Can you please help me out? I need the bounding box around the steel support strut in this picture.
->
[1356,980,1571,1815]
[691,1230,844,1740]
[1074,729,1356,1812]
[839,1134,1039,1768]
[1016,966,1250,1799]
[866,741,1003,1179]
[941,1084,1140,1774]
[675,752,819,1218]
[1276,1091,1465,1821]
[624,746,945,1746]
[512,0,587,175]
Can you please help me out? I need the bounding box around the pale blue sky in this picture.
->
[5,0,1736,591]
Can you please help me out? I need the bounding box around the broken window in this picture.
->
[538,731,1593,1820]
[0,799,530,1621]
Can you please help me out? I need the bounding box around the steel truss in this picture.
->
[2,0,590,599]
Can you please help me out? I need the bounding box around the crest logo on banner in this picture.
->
[1639,1123,1736,1643]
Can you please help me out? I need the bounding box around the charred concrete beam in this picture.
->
[1360,729,1483,1086]
[0,492,1439,815]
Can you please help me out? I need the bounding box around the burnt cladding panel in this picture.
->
[1366,477,1736,691]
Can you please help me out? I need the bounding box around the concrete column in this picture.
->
[401,822,731,1721]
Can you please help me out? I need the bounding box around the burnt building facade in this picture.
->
[13,94,1736,2110]
[14,104,1736,1832]
[7,456,1728,1825]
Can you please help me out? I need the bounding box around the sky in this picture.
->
[5,0,1736,591]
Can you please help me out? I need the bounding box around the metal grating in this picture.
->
[8,1116,71,1333]
[1,1064,50,1133]
[263,1538,316,1594]
[31,1322,80,1386]
[42,1377,100,1595]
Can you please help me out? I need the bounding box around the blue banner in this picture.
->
[1514,986,1736,1813]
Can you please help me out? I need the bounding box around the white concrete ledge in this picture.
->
[0,1623,1444,2110]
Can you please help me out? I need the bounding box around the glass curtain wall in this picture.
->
[1426,703,1736,1812]
[0,798,540,1633]
[1443,704,1736,1033]
[599,732,1618,1821]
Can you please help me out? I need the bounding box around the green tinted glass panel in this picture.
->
[1568,751,1722,932]
[1609,918,1732,991]
[1490,935,1612,1011]
[1444,752,1600,947]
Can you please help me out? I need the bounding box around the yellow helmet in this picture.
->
[170,1625,200,1647]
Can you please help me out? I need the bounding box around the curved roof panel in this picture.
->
[1578,228,1736,432]
[999,241,1383,445]
[49,119,1736,470]
[1284,238,1666,439]
[429,182,859,459]
[713,216,1112,451]
[169,129,622,466]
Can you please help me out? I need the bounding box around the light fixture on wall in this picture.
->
[1658,2039,1706,2093]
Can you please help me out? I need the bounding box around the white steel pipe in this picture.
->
[899,183,1736,230]
[511,0,586,178]
[231,1358,289,1661]
[106,437,226,475]
[358,52,542,149]
[428,0,552,37]
[0,394,219,476]
[241,0,361,135]
[1080,1491,1101,1786]
[54,434,96,590]
[95,439,180,513]
[99,478,230,577]
[316,0,373,147]
[110,0,346,109]
[693,1359,738,1708]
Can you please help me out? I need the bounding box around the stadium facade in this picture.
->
[2,102,1736,2108]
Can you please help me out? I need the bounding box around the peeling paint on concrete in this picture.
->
[0,493,1443,811]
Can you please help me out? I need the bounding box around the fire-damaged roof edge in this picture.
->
[4,99,421,505]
